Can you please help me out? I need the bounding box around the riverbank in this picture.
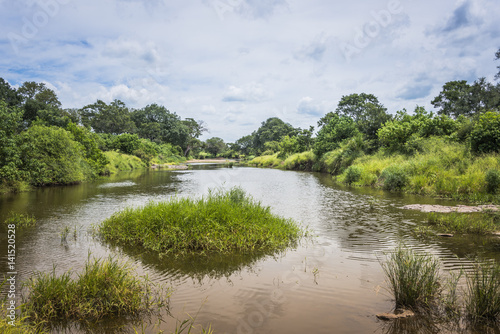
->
[246,138,500,205]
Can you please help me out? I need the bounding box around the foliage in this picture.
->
[249,153,282,168]
[205,137,227,156]
[0,102,26,188]
[335,93,391,141]
[485,169,500,194]
[381,246,441,310]
[66,123,108,176]
[470,111,500,154]
[252,117,297,154]
[377,107,457,154]
[19,125,88,185]
[103,151,146,174]
[23,256,170,323]
[2,212,37,228]
[282,151,316,171]
[465,260,500,322]
[432,79,500,118]
[427,211,500,235]
[344,165,362,185]
[0,78,21,107]
[381,166,408,191]
[99,187,304,255]
[313,113,359,158]
[17,81,61,123]
[319,134,365,175]
[80,99,136,135]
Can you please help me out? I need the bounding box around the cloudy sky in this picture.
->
[1,0,499,142]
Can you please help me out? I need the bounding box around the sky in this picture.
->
[1,0,499,142]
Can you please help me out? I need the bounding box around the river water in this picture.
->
[1,164,500,333]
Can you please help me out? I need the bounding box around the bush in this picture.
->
[382,166,408,191]
[485,169,500,194]
[344,166,362,185]
[470,111,500,154]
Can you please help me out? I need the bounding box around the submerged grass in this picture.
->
[99,187,304,255]
[2,212,36,228]
[22,256,170,324]
[427,211,500,235]
[381,246,441,310]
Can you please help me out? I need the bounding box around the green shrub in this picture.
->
[344,166,362,185]
[470,111,500,154]
[485,169,500,194]
[382,166,408,191]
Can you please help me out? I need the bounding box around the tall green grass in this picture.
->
[22,256,170,323]
[465,261,500,323]
[103,151,146,174]
[2,212,36,228]
[338,137,500,201]
[282,151,316,171]
[99,187,304,255]
[249,153,282,168]
[381,246,441,310]
[427,211,500,235]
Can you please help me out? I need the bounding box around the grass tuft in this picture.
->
[381,245,441,310]
[427,211,500,235]
[2,212,36,228]
[99,187,304,256]
[465,260,500,323]
[22,256,170,323]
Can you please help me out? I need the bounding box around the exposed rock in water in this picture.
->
[376,309,415,320]
[402,204,499,213]
[437,233,454,238]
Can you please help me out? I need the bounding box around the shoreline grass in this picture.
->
[465,261,500,323]
[427,211,500,235]
[22,256,170,325]
[99,187,304,256]
[1,212,37,229]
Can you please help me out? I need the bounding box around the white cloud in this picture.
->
[222,82,273,103]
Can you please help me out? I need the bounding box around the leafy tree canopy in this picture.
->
[253,117,297,154]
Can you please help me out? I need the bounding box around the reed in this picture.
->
[22,256,170,323]
[381,246,441,310]
[427,211,500,235]
[99,187,304,255]
[465,261,500,323]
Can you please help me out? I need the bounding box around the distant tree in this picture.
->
[131,104,180,143]
[181,118,206,156]
[235,134,255,156]
[0,78,21,107]
[80,99,136,135]
[17,81,61,123]
[432,79,500,118]
[335,93,391,141]
[470,111,500,154]
[496,48,500,81]
[205,137,227,156]
[253,117,297,154]
[313,113,359,158]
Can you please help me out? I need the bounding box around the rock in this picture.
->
[376,309,415,320]
[437,233,454,238]
[402,204,499,213]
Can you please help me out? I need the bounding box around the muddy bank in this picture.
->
[402,204,499,213]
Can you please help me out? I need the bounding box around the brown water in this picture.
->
[1,165,500,333]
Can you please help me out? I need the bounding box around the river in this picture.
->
[1,164,499,333]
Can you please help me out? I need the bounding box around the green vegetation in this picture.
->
[99,187,304,255]
[381,246,441,310]
[103,151,147,174]
[427,211,500,235]
[465,261,500,322]
[22,256,169,324]
[2,212,36,228]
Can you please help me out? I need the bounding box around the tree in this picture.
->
[181,118,206,156]
[0,78,21,107]
[313,113,359,158]
[17,81,62,123]
[335,93,391,141]
[253,117,297,154]
[132,104,181,143]
[0,101,24,186]
[80,100,136,135]
[205,137,227,156]
[235,134,255,156]
[432,79,500,118]
[496,48,500,81]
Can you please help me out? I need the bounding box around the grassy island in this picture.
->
[99,187,304,255]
